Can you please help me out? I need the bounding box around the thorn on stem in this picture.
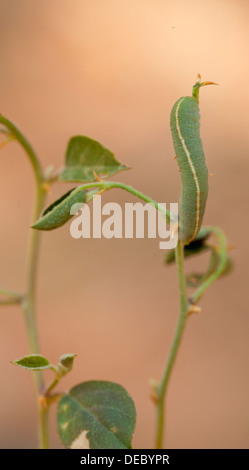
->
[149,378,159,404]
[227,244,236,251]
[187,304,202,317]
[171,222,179,238]
[96,188,105,196]
[93,170,102,182]
[38,395,48,409]
[41,182,51,193]
[0,134,14,150]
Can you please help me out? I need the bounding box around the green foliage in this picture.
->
[58,353,76,376]
[0,80,233,450]
[60,136,128,183]
[13,354,50,370]
[57,381,136,449]
[32,188,98,231]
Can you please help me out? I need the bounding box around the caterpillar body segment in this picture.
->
[170,78,216,245]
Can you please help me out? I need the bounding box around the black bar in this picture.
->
[0,449,248,467]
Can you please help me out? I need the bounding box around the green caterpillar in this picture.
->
[170,75,216,245]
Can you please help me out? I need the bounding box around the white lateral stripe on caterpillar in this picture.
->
[175,97,200,239]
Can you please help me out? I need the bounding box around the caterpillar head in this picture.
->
[192,74,218,103]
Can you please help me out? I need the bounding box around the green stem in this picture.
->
[0,115,44,186]
[0,287,23,305]
[22,175,48,450]
[155,240,189,449]
[45,374,61,396]
[0,114,49,448]
[39,405,49,449]
[22,184,46,384]
[73,181,174,224]
[191,226,227,304]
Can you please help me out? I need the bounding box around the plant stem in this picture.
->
[0,115,44,185]
[22,185,46,369]
[45,374,61,396]
[21,172,48,449]
[0,115,49,448]
[0,287,23,305]
[191,226,227,304]
[155,240,189,449]
[38,403,49,449]
[73,181,174,224]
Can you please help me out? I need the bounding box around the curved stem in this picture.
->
[105,182,173,223]
[155,241,189,449]
[73,181,174,223]
[191,226,227,304]
[22,171,48,449]
[22,184,46,383]
[0,115,44,186]
[0,115,48,448]
[44,373,61,396]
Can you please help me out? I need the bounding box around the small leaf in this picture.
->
[13,354,50,370]
[60,136,129,183]
[32,188,98,231]
[166,227,212,264]
[57,381,136,449]
[58,353,76,375]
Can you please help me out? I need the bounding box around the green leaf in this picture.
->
[60,136,129,183]
[13,354,50,370]
[58,353,76,375]
[165,227,212,264]
[32,188,98,231]
[57,381,136,449]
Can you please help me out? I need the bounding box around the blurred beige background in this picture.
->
[0,0,248,449]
